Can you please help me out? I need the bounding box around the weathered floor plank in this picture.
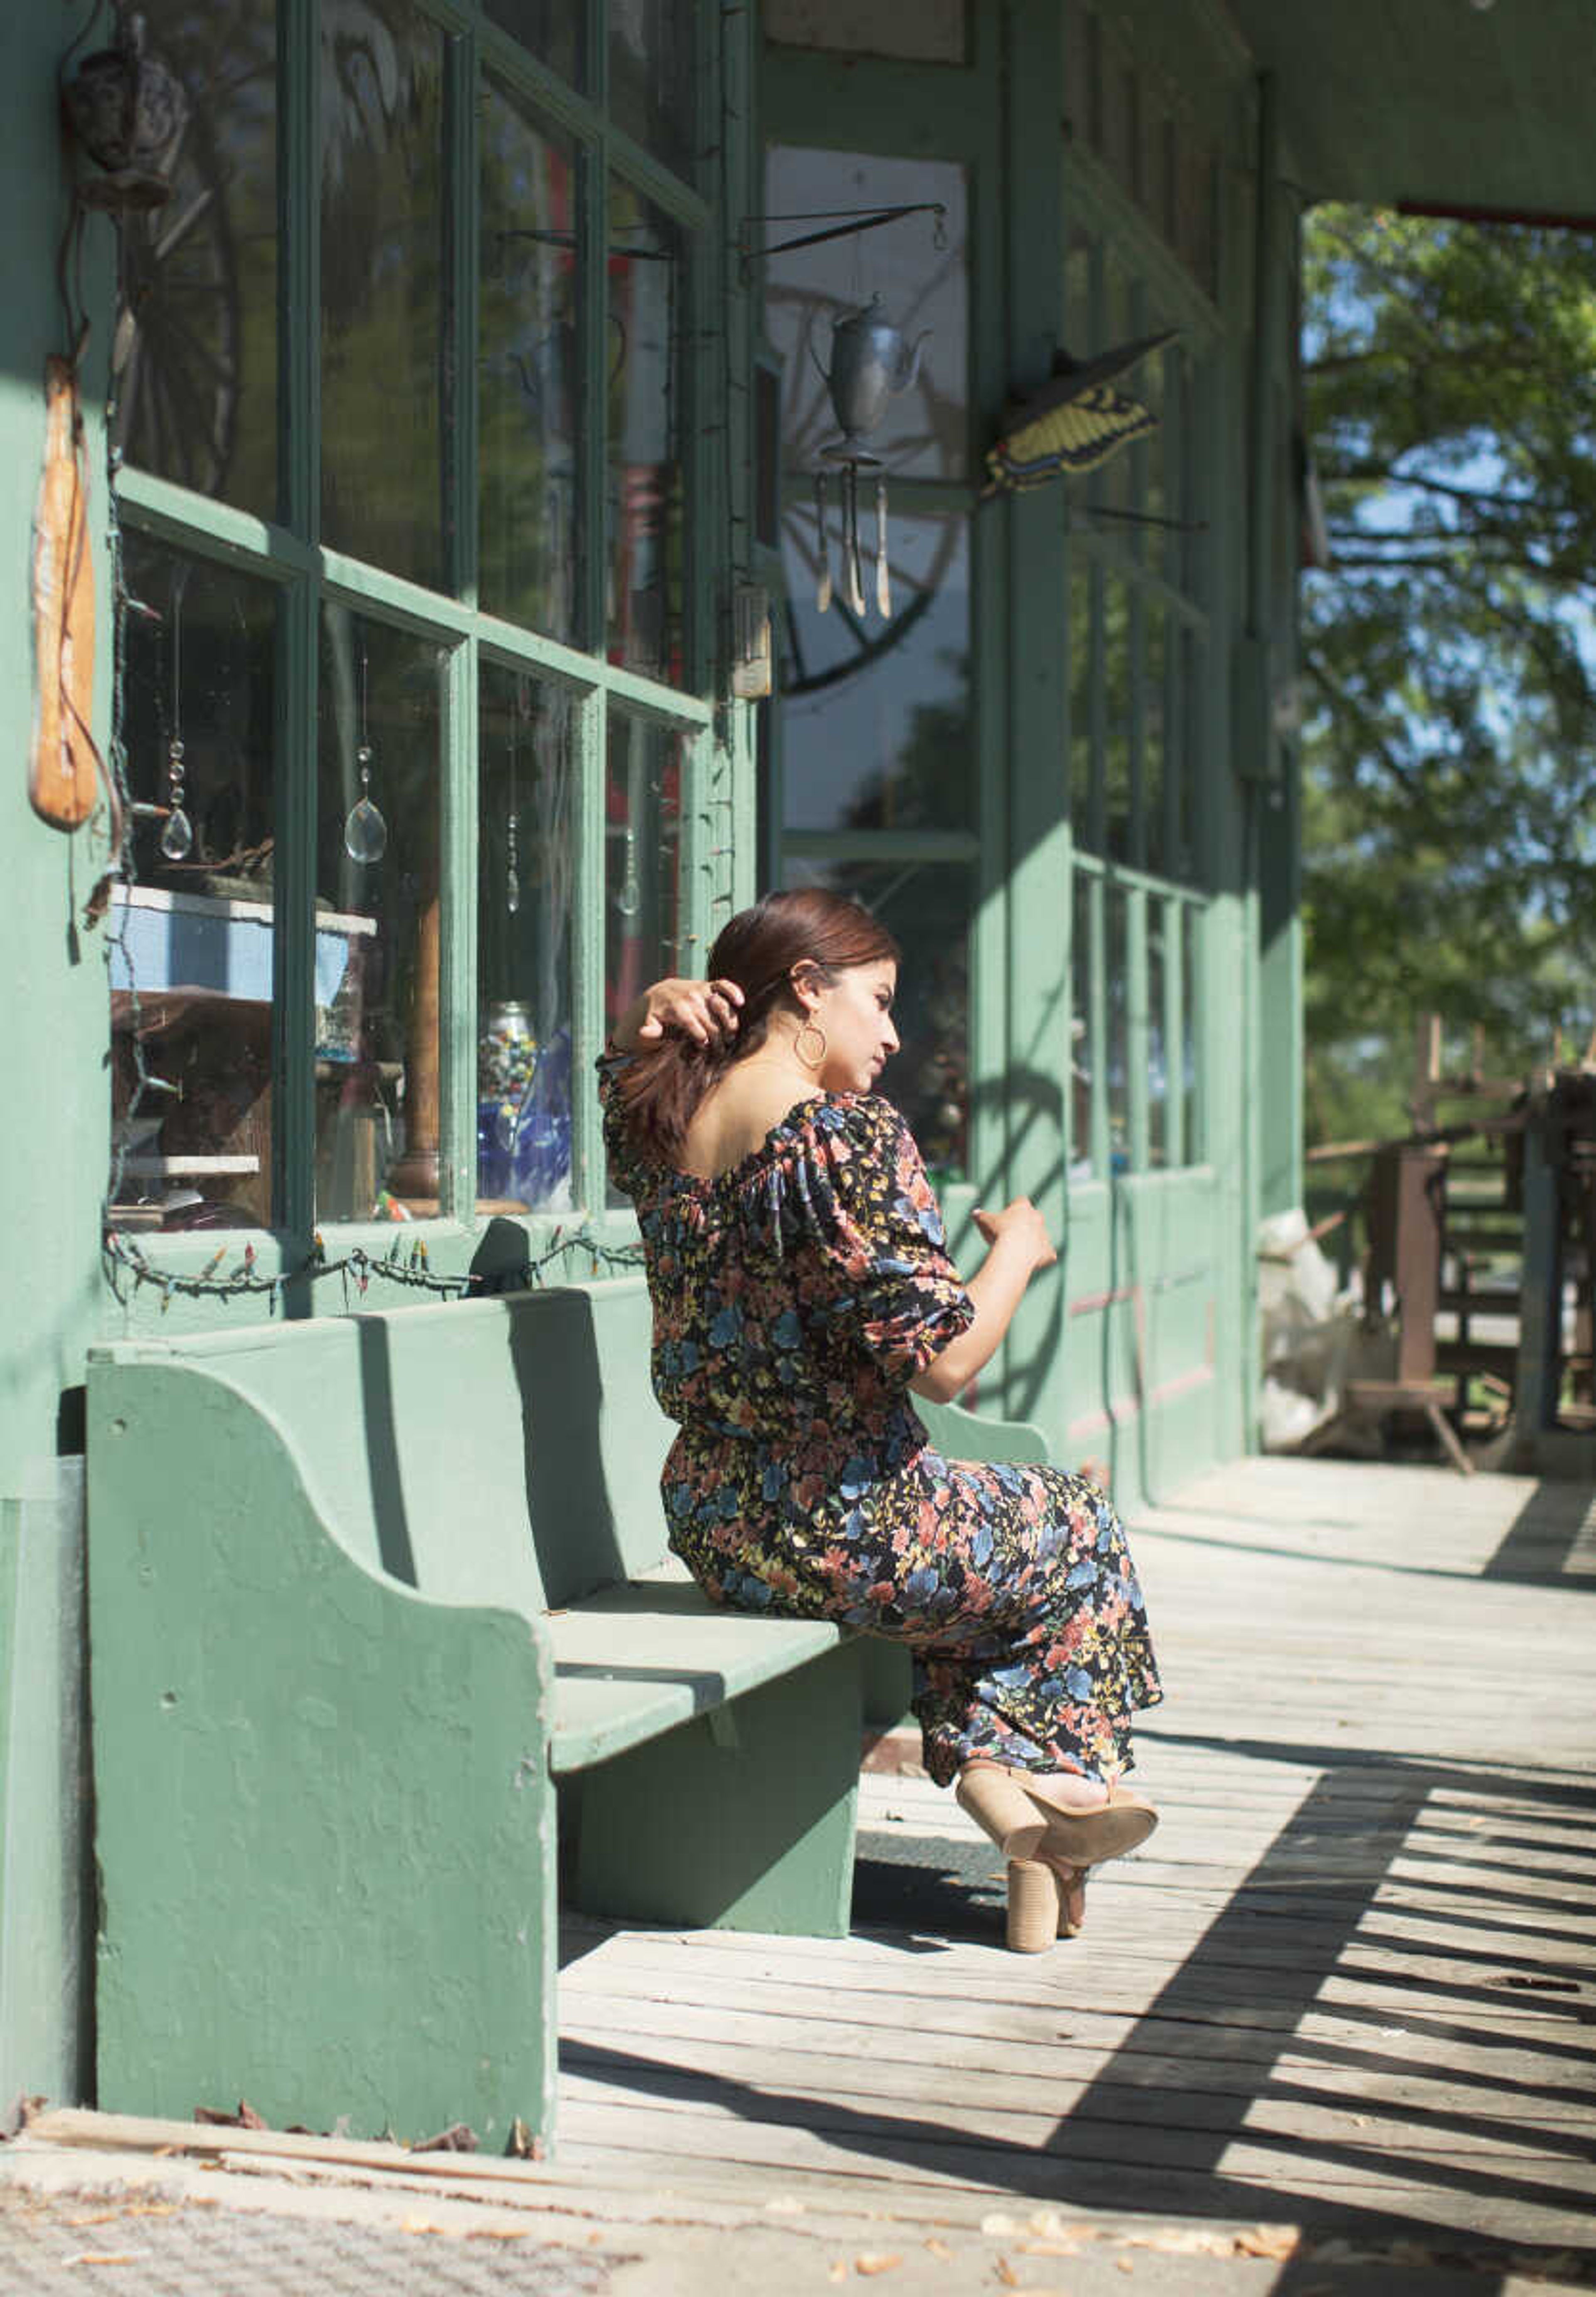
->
[556,1457,1596,2253]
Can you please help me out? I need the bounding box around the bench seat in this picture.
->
[548,1565,842,1772]
[85,1277,1048,2151]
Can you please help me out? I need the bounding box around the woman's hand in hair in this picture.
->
[614,976,745,1053]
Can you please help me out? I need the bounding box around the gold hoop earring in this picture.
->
[795,1020,827,1073]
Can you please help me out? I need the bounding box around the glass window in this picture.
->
[314,609,447,1219]
[109,535,279,1232]
[605,708,684,1041]
[609,0,694,177]
[113,1,278,518]
[484,0,580,85]
[1106,883,1128,1175]
[478,670,575,1213]
[778,513,971,832]
[479,84,580,644]
[1147,900,1167,1169]
[764,148,968,482]
[783,856,973,1184]
[320,0,448,590]
[1182,901,1202,1161]
[1071,871,1096,1182]
[607,179,687,683]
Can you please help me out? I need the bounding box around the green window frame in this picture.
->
[110,0,720,1263]
[1064,151,1219,1180]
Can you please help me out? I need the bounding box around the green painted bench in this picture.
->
[84,1276,1048,2150]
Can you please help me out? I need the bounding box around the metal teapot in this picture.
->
[820,295,929,443]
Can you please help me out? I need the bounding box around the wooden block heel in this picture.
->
[956,1765,1048,1860]
[1005,1859,1064,1952]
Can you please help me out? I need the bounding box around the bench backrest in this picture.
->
[89,1279,674,1611]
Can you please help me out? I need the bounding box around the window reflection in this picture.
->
[779,513,971,833]
[320,0,447,590]
[1148,900,1167,1168]
[605,709,683,1039]
[609,0,693,175]
[607,180,686,682]
[480,84,579,643]
[765,147,968,482]
[783,858,971,1184]
[1106,885,1128,1174]
[1071,871,1096,1182]
[484,0,580,85]
[315,609,447,1219]
[478,670,575,1211]
[109,534,278,1231]
[113,0,278,516]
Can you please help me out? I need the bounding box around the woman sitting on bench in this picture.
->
[598,888,1163,1952]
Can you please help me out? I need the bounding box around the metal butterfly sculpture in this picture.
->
[983,328,1177,496]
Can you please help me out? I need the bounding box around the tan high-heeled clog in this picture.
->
[958,1763,1158,1870]
[1003,1857,1088,1951]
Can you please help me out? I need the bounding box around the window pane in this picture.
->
[113,2,277,517]
[1071,871,1096,1181]
[1143,602,1165,877]
[1103,573,1131,863]
[478,670,575,1212]
[484,0,580,85]
[315,609,446,1219]
[1106,883,1129,1174]
[779,513,971,832]
[1069,563,1092,846]
[609,0,693,176]
[605,708,683,1052]
[607,180,686,683]
[109,536,278,1231]
[320,0,447,589]
[480,84,579,643]
[782,857,972,1185]
[765,148,968,482]
[1147,901,1167,1169]
[1182,901,1202,1161]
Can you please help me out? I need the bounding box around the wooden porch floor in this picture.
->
[555,1457,1596,2265]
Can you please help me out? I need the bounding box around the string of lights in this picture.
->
[103,1224,645,1314]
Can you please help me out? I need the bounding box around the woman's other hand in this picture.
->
[616,976,744,1052]
[972,1197,1057,1273]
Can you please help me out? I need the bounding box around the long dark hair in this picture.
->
[614,887,901,1165]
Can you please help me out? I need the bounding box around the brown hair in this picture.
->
[614,887,901,1166]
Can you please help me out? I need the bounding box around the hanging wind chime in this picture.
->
[812,294,928,622]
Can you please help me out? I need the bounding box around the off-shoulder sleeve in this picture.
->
[812,1098,975,1382]
[595,1049,653,1203]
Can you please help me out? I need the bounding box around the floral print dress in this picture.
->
[599,1060,1163,1787]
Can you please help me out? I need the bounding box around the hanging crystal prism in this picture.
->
[343,741,388,863]
[160,735,193,859]
[616,826,641,918]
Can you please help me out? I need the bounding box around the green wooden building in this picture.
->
[2,0,1588,2119]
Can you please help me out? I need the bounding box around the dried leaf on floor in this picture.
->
[413,2122,478,2154]
[855,2255,902,2276]
[1234,2227,1300,2261]
[996,2260,1020,2287]
[193,2100,267,2129]
[827,2262,849,2285]
[924,2238,954,2261]
[62,2252,143,2267]
[505,2118,542,2161]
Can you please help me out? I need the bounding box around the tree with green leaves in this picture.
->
[1301,207,1596,1146]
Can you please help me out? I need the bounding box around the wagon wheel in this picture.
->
[112,99,241,501]
[771,281,963,701]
